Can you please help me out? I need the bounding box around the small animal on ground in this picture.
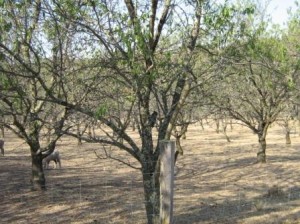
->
[0,139,4,156]
[43,150,61,169]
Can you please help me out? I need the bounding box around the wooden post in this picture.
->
[159,140,175,224]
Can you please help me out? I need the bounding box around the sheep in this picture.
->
[43,150,61,169]
[0,139,4,156]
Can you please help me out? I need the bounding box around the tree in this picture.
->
[0,0,73,190]
[212,32,295,162]
[284,1,300,135]
[36,1,203,222]
[0,62,70,190]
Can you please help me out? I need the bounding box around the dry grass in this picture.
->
[1,122,300,223]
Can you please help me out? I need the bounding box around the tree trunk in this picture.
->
[283,121,291,145]
[215,118,220,133]
[88,126,92,138]
[199,119,205,130]
[142,169,160,224]
[230,119,233,131]
[0,116,4,138]
[257,135,267,163]
[298,119,300,136]
[31,151,46,190]
[174,136,183,164]
[0,125,4,138]
[222,122,231,142]
[76,123,82,145]
[132,120,136,131]
[285,131,291,145]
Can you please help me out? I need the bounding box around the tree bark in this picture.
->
[0,125,4,138]
[256,121,270,163]
[285,131,291,145]
[31,150,46,190]
[257,135,267,163]
[142,169,160,224]
[215,118,220,133]
[76,123,82,145]
[0,116,4,138]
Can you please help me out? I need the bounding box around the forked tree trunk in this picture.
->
[199,119,205,130]
[31,150,46,190]
[222,122,231,142]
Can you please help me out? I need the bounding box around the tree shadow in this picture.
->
[174,185,300,224]
[173,152,300,224]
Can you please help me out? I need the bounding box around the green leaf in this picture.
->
[95,104,108,119]
[0,76,11,90]
[4,22,12,32]
[243,6,255,15]
[287,78,295,90]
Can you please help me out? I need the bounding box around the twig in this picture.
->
[94,145,141,170]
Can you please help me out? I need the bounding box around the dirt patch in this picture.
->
[1,123,300,223]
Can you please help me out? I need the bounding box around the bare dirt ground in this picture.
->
[1,121,300,224]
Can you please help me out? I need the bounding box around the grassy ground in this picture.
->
[1,121,300,223]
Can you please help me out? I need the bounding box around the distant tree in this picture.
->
[212,32,296,162]
[276,104,297,145]
[284,1,300,134]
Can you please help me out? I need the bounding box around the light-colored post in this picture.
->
[159,140,175,224]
